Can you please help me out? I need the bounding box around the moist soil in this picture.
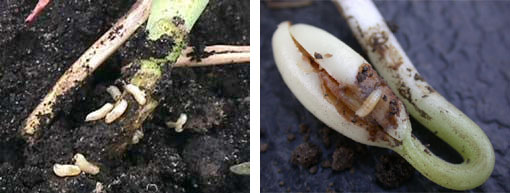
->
[0,0,249,192]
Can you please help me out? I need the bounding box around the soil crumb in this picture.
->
[290,142,322,168]
[309,165,318,174]
[287,133,296,142]
[331,146,354,171]
[261,143,269,152]
[375,153,415,188]
[318,127,332,148]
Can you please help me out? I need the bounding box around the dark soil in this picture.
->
[0,0,249,193]
[375,153,415,188]
[331,146,354,172]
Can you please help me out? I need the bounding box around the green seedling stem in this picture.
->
[335,0,494,190]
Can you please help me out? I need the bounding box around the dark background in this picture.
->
[261,1,510,192]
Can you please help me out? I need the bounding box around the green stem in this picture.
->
[335,0,495,190]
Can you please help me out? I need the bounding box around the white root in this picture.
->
[355,88,382,117]
[73,153,100,175]
[106,86,122,101]
[105,99,128,123]
[53,164,81,177]
[131,130,144,144]
[124,84,146,105]
[85,103,114,122]
[166,113,188,132]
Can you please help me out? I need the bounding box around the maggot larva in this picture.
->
[105,99,128,123]
[124,84,146,105]
[85,103,114,122]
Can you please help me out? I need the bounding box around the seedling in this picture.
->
[22,0,249,158]
[272,8,494,190]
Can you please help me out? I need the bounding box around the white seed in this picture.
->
[105,99,128,123]
[106,85,122,101]
[85,103,114,122]
[355,88,383,117]
[124,84,146,105]
[53,164,81,177]
[131,130,144,144]
[73,153,100,175]
[167,113,188,132]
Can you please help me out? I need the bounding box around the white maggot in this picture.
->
[106,85,122,101]
[167,113,188,133]
[105,99,128,123]
[124,84,146,105]
[53,164,81,177]
[85,103,114,122]
[355,88,382,117]
[272,22,410,148]
[73,153,100,175]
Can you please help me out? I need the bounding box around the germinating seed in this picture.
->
[53,164,81,177]
[73,153,100,175]
[105,99,128,123]
[85,103,114,122]
[125,84,146,105]
[106,85,121,101]
[167,113,188,132]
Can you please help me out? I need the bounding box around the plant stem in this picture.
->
[334,0,494,190]
[106,0,209,155]
[22,0,152,139]
[175,45,250,67]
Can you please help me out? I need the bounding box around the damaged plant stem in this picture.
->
[272,3,494,190]
[22,0,209,153]
[334,0,494,190]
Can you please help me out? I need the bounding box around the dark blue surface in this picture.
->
[261,1,510,192]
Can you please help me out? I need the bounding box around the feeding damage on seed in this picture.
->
[291,36,402,145]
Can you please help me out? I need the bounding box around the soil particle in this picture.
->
[331,146,354,171]
[314,52,323,59]
[182,136,236,193]
[261,143,269,152]
[414,73,424,82]
[321,160,331,168]
[375,153,415,188]
[290,142,322,168]
[309,165,318,174]
[287,133,296,142]
[299,123,310,134]
[318,127,332,148]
